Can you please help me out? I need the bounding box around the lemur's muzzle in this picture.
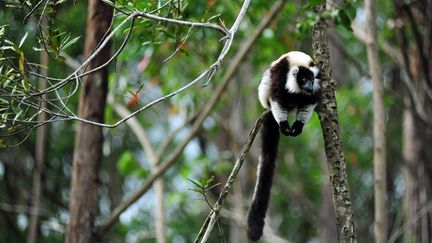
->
[303,82,314,93]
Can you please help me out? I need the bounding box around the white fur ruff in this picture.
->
[285,66,301,93]
[258,69,271,109]
[271,51,313,67]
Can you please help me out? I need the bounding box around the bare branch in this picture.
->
[194,110,270,243]
[135,10,228,36]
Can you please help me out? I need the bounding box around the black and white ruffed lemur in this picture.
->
[247,51,321,241]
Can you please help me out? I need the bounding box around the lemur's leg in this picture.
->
[269,99,290,136]
[289,103,317,136]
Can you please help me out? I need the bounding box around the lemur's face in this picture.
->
[296,66,315,94]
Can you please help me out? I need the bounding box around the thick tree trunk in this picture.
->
[312,4,357,242]
[364,0,388,242]
[66,1,113,242]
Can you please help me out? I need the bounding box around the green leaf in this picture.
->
[21,78,30,92]
[3,77,11,88]
[208,14,222,22]
[19,32,28,48]
[188,188,202,193]
[61,36,80,50]
[13,109,23,123]
[186,178,203,188]
[205,176,214,187]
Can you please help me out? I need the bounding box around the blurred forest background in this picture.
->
[0,0,431,242]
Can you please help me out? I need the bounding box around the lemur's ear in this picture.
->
[310,66,319,77]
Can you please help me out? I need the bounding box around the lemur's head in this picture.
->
[295,66,315,94]
[285,56,320,95]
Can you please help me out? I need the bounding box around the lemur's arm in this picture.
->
[289,103,317,136]
[269,99,290,136]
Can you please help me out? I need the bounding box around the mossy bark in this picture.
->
[312,4,357,243]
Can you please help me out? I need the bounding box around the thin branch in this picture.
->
[147,0,172,14]
[163,26,193,63]
[194,110,270,243]
[22,13,135,98]
[135,10,228,36]
[23,0,45,23]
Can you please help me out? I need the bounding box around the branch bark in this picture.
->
[193,110,271,243]
[312,4,357,242]
[364,0,388,242]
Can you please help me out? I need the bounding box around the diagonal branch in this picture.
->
[193,110,270,243]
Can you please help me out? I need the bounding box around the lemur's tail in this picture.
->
[247,113,280,241]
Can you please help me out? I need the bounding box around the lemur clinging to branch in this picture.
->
[248,51,321,241]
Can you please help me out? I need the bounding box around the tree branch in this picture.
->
[364,0,388,241]
[135,10,228,36]
[312,3,357,242]
[193,110,271,243]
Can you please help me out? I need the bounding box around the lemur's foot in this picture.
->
[279,121,291,136]
[289,121,304,137]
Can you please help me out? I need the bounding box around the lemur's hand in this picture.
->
[289,121,304,137]
[279,121,291,136]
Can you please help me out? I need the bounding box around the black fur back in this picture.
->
[247,113,280,241]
